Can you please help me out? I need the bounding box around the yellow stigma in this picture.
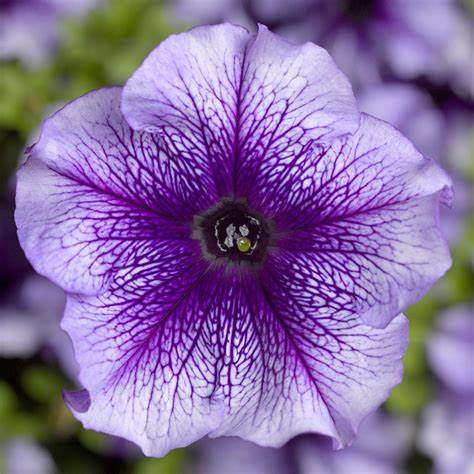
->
[237,236,251,253]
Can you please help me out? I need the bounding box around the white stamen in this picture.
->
[224,224,236,248]
[239,225,249,236]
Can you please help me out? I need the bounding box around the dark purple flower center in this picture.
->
[193,199,271,265]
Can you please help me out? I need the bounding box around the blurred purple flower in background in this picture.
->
[175,0,473,93]
[0,0,101,67]
[358,83,473,245]
[196,410,413,474]
[0,274,78,378]
[1,437,56,474]
[0,201,31,293]
[427,306,474,394]
[419,306,474,473]
[357,83,445,161]
[0,176,74,370]
[15,24,452,457]
[195,437,292,474]
[173,0,251,28]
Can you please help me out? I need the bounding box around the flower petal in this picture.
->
[230,265,409,448]
[62,263,228,456]
[61,253,407,454]
[63,389,91,414]
[122,24,359,196]
[16,87,217,295]
[258,113,451,328]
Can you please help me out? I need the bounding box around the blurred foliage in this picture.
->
[465,0,474,13]
[132,449,187,474]
[0,130,22,189]
[387,298,436,415]
[0,378,43,440]
[0,0,182,137]
[21,366,65,404]
[388,218,474,416]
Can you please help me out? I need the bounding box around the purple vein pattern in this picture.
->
[16,24,452,456]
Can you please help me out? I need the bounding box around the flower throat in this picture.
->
[193,199,271,265]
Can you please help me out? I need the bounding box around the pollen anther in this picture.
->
[237,236,251,253]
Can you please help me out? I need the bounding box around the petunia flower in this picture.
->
[16,24,451,456]
[419,306,474,473]
[195,410,413,474]
[0,0,101,68]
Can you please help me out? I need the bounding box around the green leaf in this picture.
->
[21,366,65,404]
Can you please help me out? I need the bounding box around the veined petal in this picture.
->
[61,252,407,454]
[258,113,451,328]
[15,24,447,457]
[236,264,409,448]
[16,88,217,295]
[62,267,225,456]
[122,23,359,196]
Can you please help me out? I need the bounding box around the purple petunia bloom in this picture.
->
[0,0,100,68]
[16,24,451,456]
[419,306,474,473]
[195,410,413,474]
